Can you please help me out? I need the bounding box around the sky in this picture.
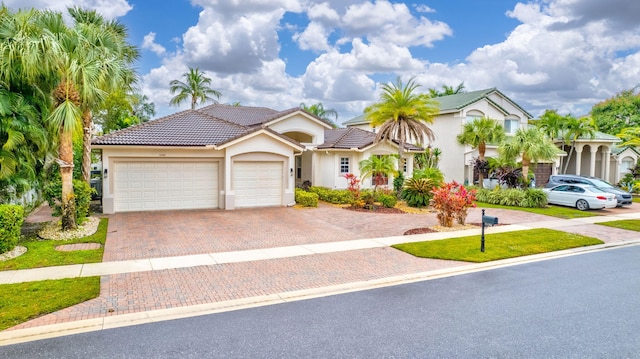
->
[8,0,640,125]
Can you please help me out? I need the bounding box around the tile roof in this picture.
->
[92,109,251,147]
[342,88,533,125]
[197,104,279,127]
[318,128,422,151]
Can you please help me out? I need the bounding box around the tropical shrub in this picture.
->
[308,186,354,204]
[475,188,547,208]
[393,172,405,194]
[295,188,318,207]
[521,188,548,208]
[412,167,445,185]
[43,179,95,221]
[0,204,24,254]
[344,174,361,203]
[432,181,476,227]
[377,193,397,208]
[402,177,437,208]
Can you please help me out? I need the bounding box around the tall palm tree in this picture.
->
[0,7,136,229]
[359,155,396,192]
[457,117,506,188]
[562,116,596,174]
[68,7,140,183]
[300,102,338,127]
[499,127,559,184]
[365,77,439,197]
[169,67,221,110]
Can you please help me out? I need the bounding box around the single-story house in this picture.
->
[92,105,422,213]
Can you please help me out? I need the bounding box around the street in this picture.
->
[3,244,640,358]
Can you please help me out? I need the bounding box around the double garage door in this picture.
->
[113,160,283,212]
[114,161,219,212]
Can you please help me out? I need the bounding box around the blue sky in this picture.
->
[9,0,640,123]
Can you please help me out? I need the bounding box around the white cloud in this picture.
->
[4,0,132,19]
[142,32,166,56]
[293,22,332,52]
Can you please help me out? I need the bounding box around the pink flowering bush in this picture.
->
[431,181,477,227]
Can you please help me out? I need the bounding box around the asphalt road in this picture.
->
[3,245,640,358]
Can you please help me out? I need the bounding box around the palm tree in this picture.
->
[498,127,559,185]
[0,89,50,188]
[169,67,221,110]
[365,77,439,197]
[534,109,564,140]
[562,116,596,174]
[300,102,338,127]
[457,117,505,188]
[359,155,396,192]
[0,7,136,229]
[428,82,465,97]
[68,7,140,184]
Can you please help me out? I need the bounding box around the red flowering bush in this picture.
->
[431,181,477,227]
[344,173,363,208]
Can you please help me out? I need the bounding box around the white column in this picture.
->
[575,145,583,175]
[589,145,599,177]
[603,148,611,182]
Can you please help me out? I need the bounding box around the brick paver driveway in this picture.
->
[102,204,563,262]
[103,204,434,261]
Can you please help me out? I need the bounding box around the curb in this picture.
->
[2,239,639,347]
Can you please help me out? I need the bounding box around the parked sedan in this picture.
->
[545,174,632,206]
[544,184,617,210]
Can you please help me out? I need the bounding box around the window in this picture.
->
[466,115,482,123]
[296,157,302,179]
[504,119,519,134]
[340,157,350,174]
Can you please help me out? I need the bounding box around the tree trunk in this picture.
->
[562,141,576,174]
[81,109,93,183]
[477,142,486,189]
[522,154,530,187]
[59,130,77,231]
[397,138,405,200]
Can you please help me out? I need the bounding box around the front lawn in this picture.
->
[476,202,598,219]
[0,218,108,271]
[0,277,100,331]
[393,228,603,262]
[596,219,640,231]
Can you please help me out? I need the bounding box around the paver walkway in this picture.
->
[3,203,640,345]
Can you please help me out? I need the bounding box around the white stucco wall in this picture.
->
[266,113,329,145]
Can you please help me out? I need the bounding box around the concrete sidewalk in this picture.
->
[2,208,640,346]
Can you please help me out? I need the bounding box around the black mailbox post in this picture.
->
[481,209,498,252]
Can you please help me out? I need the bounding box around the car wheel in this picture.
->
[576,199,589,211]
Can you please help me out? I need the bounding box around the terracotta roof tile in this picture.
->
[197,104,279,126]
[92,109,249,146]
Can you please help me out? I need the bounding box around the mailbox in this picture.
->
[482,215,498,226]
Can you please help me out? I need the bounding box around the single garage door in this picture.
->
[233,161,283,208]
[114,161,218,212]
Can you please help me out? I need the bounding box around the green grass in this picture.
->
[393,228,603,262]
[0,218,108,271]
[0,277,100,331]
[476,202,598,219]
[597,219,640,231]
[633,197,640,203]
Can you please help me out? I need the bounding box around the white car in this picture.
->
[544,184,617,210]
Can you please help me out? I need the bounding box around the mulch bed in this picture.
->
[403,222,507,235]
[344,205,405,214]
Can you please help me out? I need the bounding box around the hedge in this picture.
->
[295,188,318,207]
[475,188,547,208]
[43,179,94,221]
[308,186,354,204]
[0,205,24,254]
